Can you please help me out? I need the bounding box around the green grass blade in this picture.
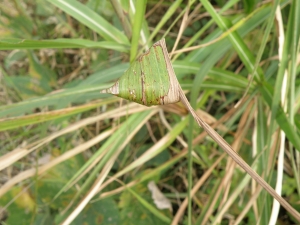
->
[127,187,171,223]
[185,5,271,63]
[48,0,129,44]
[0,99,114,131]
[0,84,112,117]
[200,0,264,80]
[148,0,183,43]
[199,0,300,152]
[1,62,129,117]
[269,0,300,150]
[287,0,300,196]
[130,0,147,62]
[0,38,129,52]
[259,84,300,151]
[113,117,188,177]
[54,109,156,203]
[174,61,251,89]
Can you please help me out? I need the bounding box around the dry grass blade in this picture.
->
[178,88,300,222]
[0,129,115,197]
[233,185,263,225]
[269,5,288,225]
[0,102,149,172]
[61,109,158,225]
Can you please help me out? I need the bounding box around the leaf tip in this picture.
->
[101,81,119,95]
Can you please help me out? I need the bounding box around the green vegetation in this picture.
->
[0,0,299,224]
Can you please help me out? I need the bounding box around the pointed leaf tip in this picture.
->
[101,38,180,106]
[101,81,119,94]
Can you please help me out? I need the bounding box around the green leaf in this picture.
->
[259,83,300,151]
[0,187,35,225]
[4,51,55,99]
[103,39,179,106]
[79,63,129,86]
[200,0,264,80]
[0,84,112,118]
[148,0,183,43]
[48,0,130,45]
[0,62,129,118]
[0,99,115,131]
[119,184,169,225]
[72,198,120,225]
[243,0,258,14]
[0,38,129,52]
[130,0,147,62]
[269,0,300,149]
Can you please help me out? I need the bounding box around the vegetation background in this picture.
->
[0,0,299,224]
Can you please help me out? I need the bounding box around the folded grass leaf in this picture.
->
[102,39,179,106]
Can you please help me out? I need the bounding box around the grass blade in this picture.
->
[130,0,147,62]
[0,38,129,52]
[48,0,129,44]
